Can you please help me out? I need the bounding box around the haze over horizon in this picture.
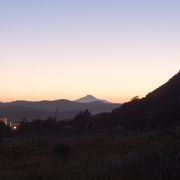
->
[0,0,180,103]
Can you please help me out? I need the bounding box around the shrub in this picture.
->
[53,144,71,158]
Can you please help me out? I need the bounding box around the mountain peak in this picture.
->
[86,95,95,98]
[75,95,111,104]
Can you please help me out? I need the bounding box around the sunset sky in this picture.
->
[0,0,180,103]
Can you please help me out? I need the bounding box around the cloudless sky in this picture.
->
[0,0,180,103]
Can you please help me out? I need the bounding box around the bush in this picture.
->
[53,144,71,158]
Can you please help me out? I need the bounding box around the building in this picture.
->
[0,117,8,126]
[0,117,21,130]
[10,121,21,130]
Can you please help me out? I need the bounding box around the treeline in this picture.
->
[111,96,180,130]
[16,109,116,136]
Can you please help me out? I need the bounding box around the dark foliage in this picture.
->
[0,122,12,139]
[72,109,92,132]
[17,117,63,136]
[53,144,71,158]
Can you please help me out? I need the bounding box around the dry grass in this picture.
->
[1,128,180,180]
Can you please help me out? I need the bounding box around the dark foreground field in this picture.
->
[1,128,180,180]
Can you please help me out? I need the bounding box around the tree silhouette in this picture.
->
[72,109,92,132]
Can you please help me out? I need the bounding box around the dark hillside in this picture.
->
[111,71,180,130]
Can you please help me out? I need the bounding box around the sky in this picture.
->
[0,0,180,103]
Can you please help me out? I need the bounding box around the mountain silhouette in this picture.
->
[0,99,121,122]
[75,95,111,103]
[146,71,180,101]
[111,71,180,130]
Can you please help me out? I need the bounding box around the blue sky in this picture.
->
[0,0,180,102]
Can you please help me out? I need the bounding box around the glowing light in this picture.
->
[13,126,17,130]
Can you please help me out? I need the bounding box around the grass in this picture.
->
[1,128,180,179]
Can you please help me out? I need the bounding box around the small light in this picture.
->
[13,126,17,130]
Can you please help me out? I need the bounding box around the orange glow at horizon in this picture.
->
[0,1,179,103]
[0,70,178,104]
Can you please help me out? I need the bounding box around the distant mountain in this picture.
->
[0,104,79,123]
[0,99,121,122]
[75,95,111,103]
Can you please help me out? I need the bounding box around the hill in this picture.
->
[110,71,180,130]
[0,99,121,122]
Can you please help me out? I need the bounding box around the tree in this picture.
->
[72,109,92,132]
[131,96,139,101]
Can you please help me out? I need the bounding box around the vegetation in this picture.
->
[1,127,180,179]
[0,121,12,139]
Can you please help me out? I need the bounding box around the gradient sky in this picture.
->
[0,0,180,103]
